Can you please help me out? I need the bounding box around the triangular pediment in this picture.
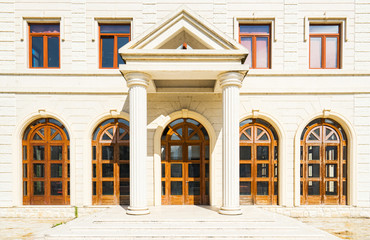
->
[121,6,246,51]
[119,6,249,93]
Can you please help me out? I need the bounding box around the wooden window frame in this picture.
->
[99,24,130,69]
[309,24,340,69]
[239,24,271,69]
[29,23,60,69]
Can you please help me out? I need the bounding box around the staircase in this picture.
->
[36,206,340,239]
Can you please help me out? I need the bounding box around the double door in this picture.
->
[239,122,278,205]
[161,119,209,205]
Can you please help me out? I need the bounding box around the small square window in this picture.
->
[239,25,271,69]
[99,24,130,69]
[309,24,340,69]
[29,24,60,68]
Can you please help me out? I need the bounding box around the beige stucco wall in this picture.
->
[0,0,369,208]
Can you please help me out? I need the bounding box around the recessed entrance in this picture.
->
[239,118,278,205]
[91,118,130,205]
[161,118,210,205]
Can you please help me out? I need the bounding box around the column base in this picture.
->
[126,206,150,215]
[219,206,242,215]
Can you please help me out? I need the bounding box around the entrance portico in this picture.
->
[119,7,248,215]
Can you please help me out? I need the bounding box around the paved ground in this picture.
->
[0,211,369,239]
[0,218,73,239]
[297,217,370,240]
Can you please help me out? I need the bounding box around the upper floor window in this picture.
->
[310,25,340,69]
[239,25,270,69]
[29,24,60,68]
[99,24,130,69]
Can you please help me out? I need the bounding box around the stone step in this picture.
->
[70,222,298,230]
[44,227,326,238]
[93,218,277,223]
[43,234,328,240]
[36,206,340,240]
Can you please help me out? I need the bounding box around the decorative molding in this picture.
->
[38,109,46,116]
[21,17,64,41]
[92,17,133,41]
[323,109,331,118]
[181,109,189,118]
[218,71,245,89]
[234,16,277,42]
[124,72,151,88]
[252,109,260,118]
[304,16,348,42]
[110,109,119,117]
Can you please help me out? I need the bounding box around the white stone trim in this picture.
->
[92,17,133,42]
[84,111,130,206]
[92,17,133,69]
[21,17,64,41]
[239,112,288,206]
[304,16,348,70]
[294,111,357,206]
[13,111,73,206]
[20,17,64,69]
[123,6,246,51]
[152,109,217,206]
[304,16,348,42]
[234,16,277,42]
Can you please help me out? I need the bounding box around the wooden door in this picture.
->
[92,118,130,205]
[161,118,209,205]
[23,118,70,205]
[240,119,278,205]
[300,119,347,205]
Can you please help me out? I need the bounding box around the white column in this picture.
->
[125,72,150,215]
[218,72,244,215]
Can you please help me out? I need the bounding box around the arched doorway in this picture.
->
[91,118,130,205]
[300,118,347,205]
[22,118,70,205]
[161,118,210,205]
[239,118,278,205]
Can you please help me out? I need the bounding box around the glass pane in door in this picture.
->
[170,146,182,160]
[171,181,182,195]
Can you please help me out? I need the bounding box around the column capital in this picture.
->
[125,72,151,88]
[218,71,245,89]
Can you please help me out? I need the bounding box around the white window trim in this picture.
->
[21,17,64,41]
[93,17,133,70]
[234,16,277,42]
[21,17,63,69]
[304,16,348,42]
[92,17,133,42]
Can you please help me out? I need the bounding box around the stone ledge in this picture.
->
[259,206,370,218]
[0,206,109,219]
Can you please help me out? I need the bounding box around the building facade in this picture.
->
[0,0,370,215]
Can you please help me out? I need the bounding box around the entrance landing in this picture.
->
[37,206,340,239]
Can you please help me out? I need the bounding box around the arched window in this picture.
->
[161,118,210,205]
[300,118,347,205]
[92,118,129,205]
[22,118,70,205]
[239,118,278,205]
